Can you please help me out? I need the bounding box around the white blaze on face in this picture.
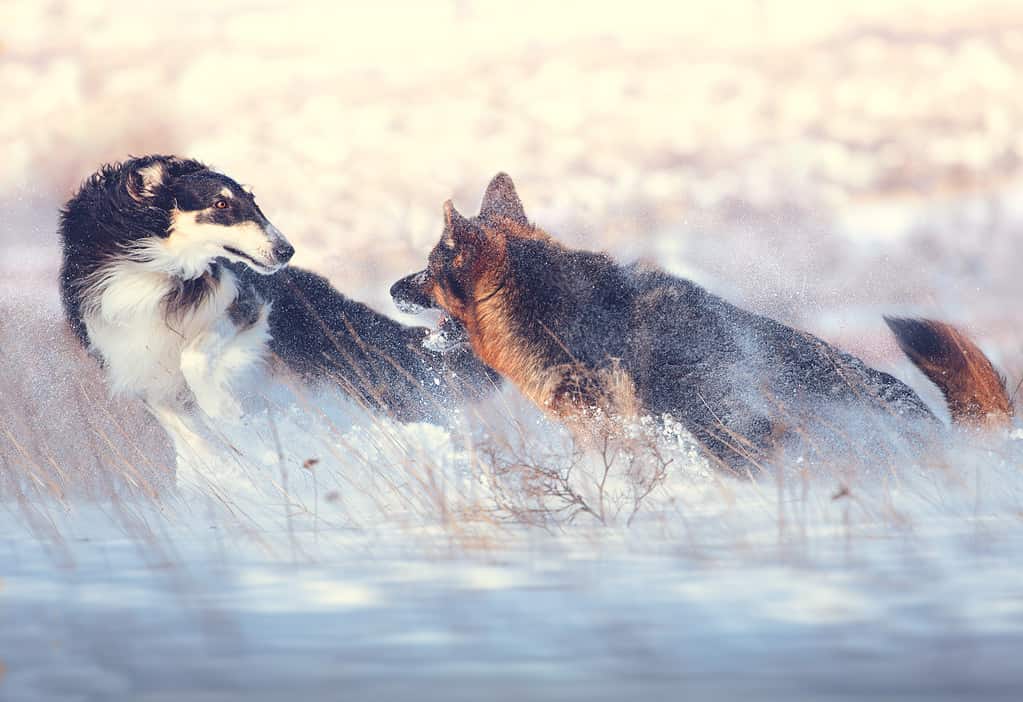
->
[160,209,280,278]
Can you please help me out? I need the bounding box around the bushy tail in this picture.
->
[884,317,1014,430]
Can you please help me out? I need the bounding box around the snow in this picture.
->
[3,377,1022,699]
[2,1,1023,700]
[5,471,1023,700]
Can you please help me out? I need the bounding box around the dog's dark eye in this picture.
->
[214,200,229,210]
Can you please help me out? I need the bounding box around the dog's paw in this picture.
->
[192,385,245,423]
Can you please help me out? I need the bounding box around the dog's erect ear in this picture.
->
[126,162,166,202]
[442,198,495,268]
[442,199,474,248]
[479,172,527,225]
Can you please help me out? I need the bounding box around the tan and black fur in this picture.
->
[392,173,1014,473]
[885,317,1014,430]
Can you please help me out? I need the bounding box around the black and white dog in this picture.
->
[60,155,495,458]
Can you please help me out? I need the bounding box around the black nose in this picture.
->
[390,275,422,304]
[273,241,295,263]
[388,278,407,301]
[390,271,435,311]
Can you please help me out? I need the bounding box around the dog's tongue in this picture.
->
[423,315,468,353]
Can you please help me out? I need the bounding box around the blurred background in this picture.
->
[2,0,1021,378]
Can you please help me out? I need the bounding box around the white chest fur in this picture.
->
[84,265,269,416]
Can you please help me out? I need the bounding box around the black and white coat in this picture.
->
[59,155,495,458]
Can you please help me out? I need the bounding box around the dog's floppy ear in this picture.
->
[479,172,527,225]
[126,162,167,203]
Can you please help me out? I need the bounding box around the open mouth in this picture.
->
[423,313,469,353]
[223,246,277,273]
[390,272,467,352]
[394,297,429,315]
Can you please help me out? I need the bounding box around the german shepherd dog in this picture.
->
[60,155,495,459]
[391,173,1014,473]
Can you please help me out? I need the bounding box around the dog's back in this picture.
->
[499,245,940,468]
[628,269,939,468]
[232,264,497,423]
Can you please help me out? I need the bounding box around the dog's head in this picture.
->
[391,173,543,352]
[125,156,294,278]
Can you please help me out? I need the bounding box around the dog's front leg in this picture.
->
[146,401,218,466]
[180,317,246,421]
[180,306,272,421]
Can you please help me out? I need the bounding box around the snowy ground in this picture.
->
[2,1,1023,700]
